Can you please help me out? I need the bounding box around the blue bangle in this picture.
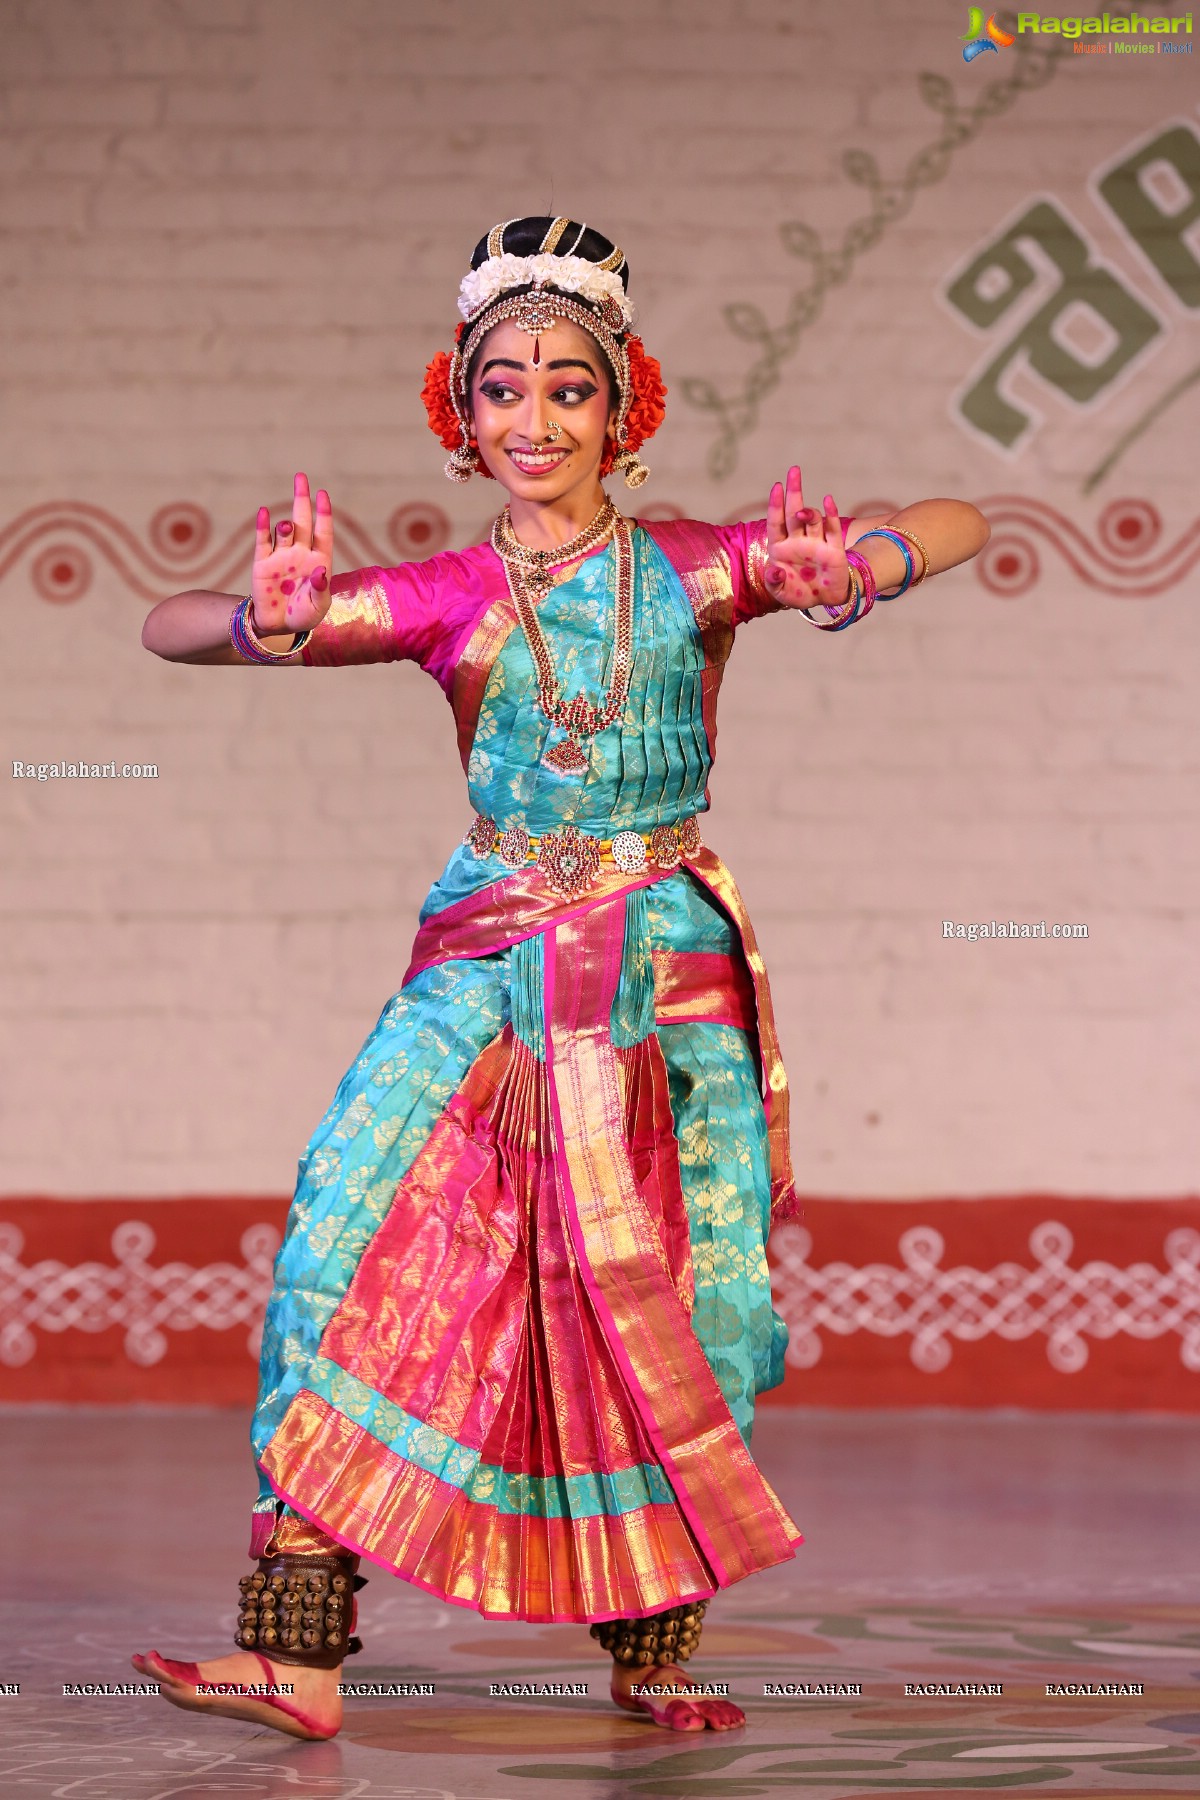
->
[852,528,914,599]
[229,595,312,661]
[827,564,866,630]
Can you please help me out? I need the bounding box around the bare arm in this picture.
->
[844,497,991,591]
[141,472,333,665]
[141,590,302,664]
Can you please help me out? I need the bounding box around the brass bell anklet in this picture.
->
[235,1550,367,1670]
[589,1597,710,1666]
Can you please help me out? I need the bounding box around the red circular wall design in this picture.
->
[31,544,91,602]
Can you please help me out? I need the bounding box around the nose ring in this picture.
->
[541,421,563,444]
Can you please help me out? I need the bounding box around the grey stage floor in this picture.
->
[3,1406,1200,1798]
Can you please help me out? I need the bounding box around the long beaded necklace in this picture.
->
[491,500,634,775]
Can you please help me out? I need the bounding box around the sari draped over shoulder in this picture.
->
[249,514,841,1623]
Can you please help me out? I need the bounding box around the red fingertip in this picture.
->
[257,506,269,524]
[311,565,328,590]
[316,489,331,510]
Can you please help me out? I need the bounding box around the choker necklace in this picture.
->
[492,498,619,602]
[491,501,633,776]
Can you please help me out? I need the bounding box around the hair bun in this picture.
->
[470,216,629,290]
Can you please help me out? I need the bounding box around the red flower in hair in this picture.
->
[421,325,667,484]
[421,350,462,453]
[600,335,666,477]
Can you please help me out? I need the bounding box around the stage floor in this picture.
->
[4,1406,1199,1798]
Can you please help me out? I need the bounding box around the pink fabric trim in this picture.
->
[260,1467,717,1624]
[403,865,671,986]
[248,1511,274,1559]
[542,917,731,1587]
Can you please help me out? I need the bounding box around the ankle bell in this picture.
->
[235,1550,367,1670]
[589,1597,710,1665]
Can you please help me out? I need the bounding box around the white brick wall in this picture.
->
[2,0,1196,1194]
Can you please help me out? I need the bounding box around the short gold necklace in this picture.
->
[492,498,618,600]
[491,501,633,776]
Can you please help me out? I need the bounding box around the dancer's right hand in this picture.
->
[250,470,335,637]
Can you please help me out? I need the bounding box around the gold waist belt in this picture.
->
[464,812,703,897]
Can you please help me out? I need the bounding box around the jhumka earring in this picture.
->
[445,423,479,483]
[610,430,649,490]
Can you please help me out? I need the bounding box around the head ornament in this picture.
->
[421,216,666,488]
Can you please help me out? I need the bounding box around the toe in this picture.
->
[663,1698,706,1731]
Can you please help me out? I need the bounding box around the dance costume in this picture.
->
[245,511,850,1621]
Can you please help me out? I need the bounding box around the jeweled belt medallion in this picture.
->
[536,822,602,898]
[610,830,648,873]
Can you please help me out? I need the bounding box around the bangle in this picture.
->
[885,525,931,587]
[229,596,313,662]
[851,528,914,599]
[797,556,876,631]
[797,574,855,630]
[828,550,876,629]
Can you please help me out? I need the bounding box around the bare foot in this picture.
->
[131,1647,342,1740]
[610,1659,745,1731]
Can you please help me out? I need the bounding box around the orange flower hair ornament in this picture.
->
[422,299,667,488]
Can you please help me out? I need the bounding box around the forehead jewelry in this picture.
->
[448,287,635,480]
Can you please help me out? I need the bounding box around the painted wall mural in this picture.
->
[2,1198,1196,1409]
[679,35,1074,477]
[945,120,1200,479]
[4,494,1197,608]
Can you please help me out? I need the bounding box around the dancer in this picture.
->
[134,216,989,1739]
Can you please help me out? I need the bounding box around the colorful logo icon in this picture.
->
[961,8,1017,59]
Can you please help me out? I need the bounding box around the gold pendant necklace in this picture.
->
[491,504,634,776]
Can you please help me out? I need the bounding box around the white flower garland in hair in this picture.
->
[457,253,636,327]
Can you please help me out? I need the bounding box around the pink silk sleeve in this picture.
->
[720,516,856,627]
[299,561,441,669]
[297,546,501,698]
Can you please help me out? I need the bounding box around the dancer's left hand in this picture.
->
[763,466,850,611]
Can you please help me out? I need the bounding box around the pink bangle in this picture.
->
[840,549,877,625]
[229,596,312,662]
[798,557,874,631]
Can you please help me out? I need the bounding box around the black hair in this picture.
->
[469,216,629,290]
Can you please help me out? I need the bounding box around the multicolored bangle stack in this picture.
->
[798,549,876,632]
[229,595,313,663]
[851,526,931,600]
[797,525,932,631]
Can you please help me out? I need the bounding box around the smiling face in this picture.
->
[466,315,619,504]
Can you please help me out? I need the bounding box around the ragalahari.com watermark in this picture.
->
[12,760,159,780]
[943,919,1089,939]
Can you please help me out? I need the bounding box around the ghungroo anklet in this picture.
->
[235,1550,366,1670]
[590,1598,710,1665]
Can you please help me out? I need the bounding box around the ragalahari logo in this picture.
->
[962,8,1017,57]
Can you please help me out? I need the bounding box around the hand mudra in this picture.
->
[251,470,335,637]
[763,465,850,612]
